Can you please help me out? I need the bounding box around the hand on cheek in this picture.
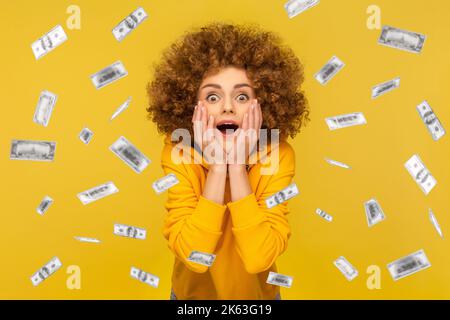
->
[192,101,228,168]
[227,99,262,167]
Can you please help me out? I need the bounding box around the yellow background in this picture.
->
[1,0,449,299]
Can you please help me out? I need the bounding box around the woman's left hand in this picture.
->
[227,99,262,169]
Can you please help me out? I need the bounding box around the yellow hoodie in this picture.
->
[160,135,295,299]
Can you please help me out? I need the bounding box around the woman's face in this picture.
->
[197,66,256,141]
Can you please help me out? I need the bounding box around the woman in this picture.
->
[147,23,309,300]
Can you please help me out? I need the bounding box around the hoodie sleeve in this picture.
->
[161,144,227,273]
[227,142,295,274]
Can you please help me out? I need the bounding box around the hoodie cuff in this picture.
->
[227,193,266,228]
[191,195,227,232]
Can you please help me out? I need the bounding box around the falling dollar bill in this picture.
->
[429,208,443,238]
[284,0,319,19]
[30,257,62,286]
[404,154,436,195]
[325,112,366,130]
[112,7,148,42]
[110,97,131,121]
[109,136,150,173]
[74,236,101,243]
[371,77,400,99]
[114,223,146,240]
[416,100,445,141]
[36,196,53,216]
[130,267,159,288]
[10,139,56,161]
[79,127,93,145]
[314,56,345,85]
[316,208,333,222]
[324,157,350,169]
[387,249,431,281]
[33,90,57,127]
[90,61,128,89]
[266,271,293,288]
[334,256,358,281]
[364,198,386,227]
[187,250,216,267]
[265,183,299,209]
[152,173,179,194]
[31,25,68,60]
[378,25,426,53]
[77,181,119,205]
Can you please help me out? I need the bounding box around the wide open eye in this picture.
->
[206,93,220,103]
[236,93,249,102]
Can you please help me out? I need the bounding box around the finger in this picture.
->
[242,112,249,131]
[214,128,225,148]
[204,114,215,141]
[193,118,202,146]
[254,99,262,140]
[212,128,227,162]
[193,103,202,144]
[195,101,203,123]
[252,100,259,136]
[249,103,255,131]
[191,102,199,123]
[233,127,241,138]
[207,114,215,131]
[193,103,200,132]
[256,99,263,128]
[201,103,208,133]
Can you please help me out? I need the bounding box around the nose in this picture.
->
[221,99,235,114]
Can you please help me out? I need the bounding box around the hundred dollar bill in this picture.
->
[378,25,426,54]
[110,97,131,121]
[130,267,159,288]
[152,173,179,194]
[74,236,101,243]
[404,154,436,195]
[187,250,216,267]
[429,208,443,238]
[371,77,400,99]
[387,249,431,281]
[314,56,345,85]
[90,61,128,89]
[334,256,358,281]
[79,127,93,145]
[33,90,57,127]
[31,25,68,60]
[112,7,148,42]
[77,181,119,205]
[265,183,299,209]
[316,208,333,222]
[36,196,53,216]
[364,198,385,227]
[266,271,293,288]
[284,0,319,19]
[324,157,350,169]
[10,139,56,161]
[113,223,146,240]
[416,100,445,141]
[325,112,366,130]
[30,257,62,286]
[109,136,150,173]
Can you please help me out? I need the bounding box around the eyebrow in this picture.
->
[200,83,252,90]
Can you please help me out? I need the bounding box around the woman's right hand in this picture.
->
[192,101,227,171]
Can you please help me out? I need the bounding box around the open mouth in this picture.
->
[216,123,239,135]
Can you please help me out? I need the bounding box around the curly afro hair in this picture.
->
[146,22,309,143]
